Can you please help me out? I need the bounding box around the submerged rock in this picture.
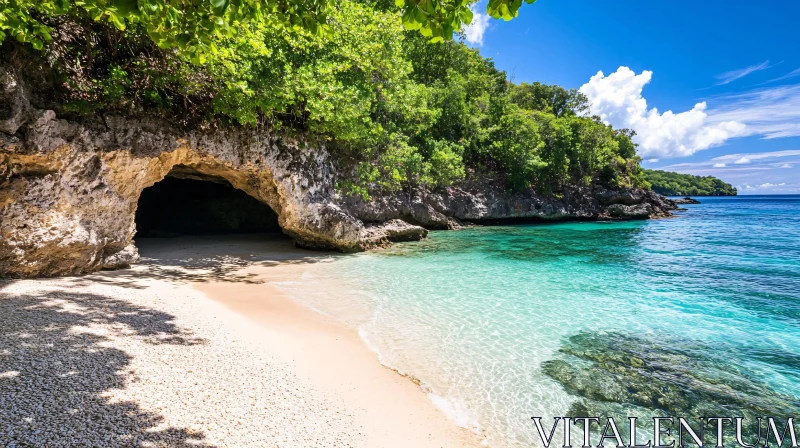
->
[0,65,676,278]
[542,332,800,441]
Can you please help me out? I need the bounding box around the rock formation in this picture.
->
[672,196,701,205]
[0,65,676,278]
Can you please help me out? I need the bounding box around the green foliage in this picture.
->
[427,139,465,186]
[489,104,546,190]
[1,0,332,62]
[509,82,589,118]
[397,0,536,43]
[9,0,649,199]
[207,0,433,140]
[643,170,737,196]
[0,0,67,50]
[486,0,536,21]
[0,0,540,62]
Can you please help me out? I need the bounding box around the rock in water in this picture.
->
[541,331,800,442]
[673,196,702,204]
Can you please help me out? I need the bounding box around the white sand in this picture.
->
[0,235,482,447]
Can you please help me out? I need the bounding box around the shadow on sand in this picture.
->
[71,234,341,289]
[0,234,341,445]
[0,287,212,447]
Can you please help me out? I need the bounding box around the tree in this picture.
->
[509,82,590,118]
[0,0,537,62]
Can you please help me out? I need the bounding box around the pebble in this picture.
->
[0,274,361,447]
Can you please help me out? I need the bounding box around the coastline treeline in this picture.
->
[643,170,737,196]
[2,0,647,197]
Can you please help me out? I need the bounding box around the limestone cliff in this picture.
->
[0,65,676,278]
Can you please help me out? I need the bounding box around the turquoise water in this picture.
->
[275,196,800,447]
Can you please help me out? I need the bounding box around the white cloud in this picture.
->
[739,182,792,192]
[462,4,490,46]
[579,67,748,159]
[707,84,800,139]
[709,150,800,165]
[655,149,800,174]
[714,61,772,85]
[764,68,800,84]
[581,67,800,159]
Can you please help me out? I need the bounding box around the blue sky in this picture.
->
[462,1,800,194]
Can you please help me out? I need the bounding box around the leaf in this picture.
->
[143,0,158,12]
[401,8,421,30]
[176,33,191,46]
[90,8,105,21]
[114,0,139,17]
[190,52,207,64]
[443,21,454,37]
[211,0,229,15]
[458,6,473,25]
[107,12,127,30]
[395,0,404,7]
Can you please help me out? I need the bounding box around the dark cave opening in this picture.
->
[135,175,283,238]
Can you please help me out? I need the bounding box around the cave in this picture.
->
[135,169,283,238]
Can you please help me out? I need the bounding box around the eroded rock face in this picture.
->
[0,65,676,278]
[341,183,675,228]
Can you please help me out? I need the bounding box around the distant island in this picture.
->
[643,170,737,196]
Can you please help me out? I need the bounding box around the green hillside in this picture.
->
[643,170,737,196]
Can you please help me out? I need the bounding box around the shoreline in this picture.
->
[193,270,482,447]
[0,235,481,447]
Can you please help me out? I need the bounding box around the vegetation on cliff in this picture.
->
[0,0,536,57]
[643,170,737,196]
[2,0,647,198]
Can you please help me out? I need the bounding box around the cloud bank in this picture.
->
[579,67,800,159]
[579,67,747,159]
[707,84,800,139]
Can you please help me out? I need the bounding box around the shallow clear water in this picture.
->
[274,196,800,447]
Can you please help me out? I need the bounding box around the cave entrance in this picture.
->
[135,168,283,238]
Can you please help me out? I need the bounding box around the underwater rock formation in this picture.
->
[542,332,800,442]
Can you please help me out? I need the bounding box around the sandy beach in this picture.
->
[0,235,481,447]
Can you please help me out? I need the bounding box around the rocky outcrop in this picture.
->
[340,182,675,228]
[672,196,701,205]
[0,65,676,278]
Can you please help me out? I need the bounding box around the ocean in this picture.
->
[274,196,800,447]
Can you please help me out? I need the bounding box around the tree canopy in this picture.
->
[643,170,737,196]
[0,0,535,62]
[4,0,648,199]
